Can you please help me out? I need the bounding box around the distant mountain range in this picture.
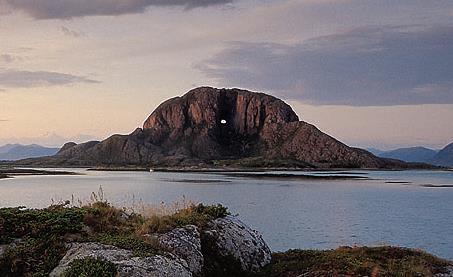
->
[431,143,453,167]
[368,144,453,167]
[0,144,60,161]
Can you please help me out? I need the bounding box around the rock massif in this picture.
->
[22,87,412,168]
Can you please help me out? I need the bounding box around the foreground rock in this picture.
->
[50,242,191,277]
[435,266,453,277]
[0,245,6,257]
[14,87,420,169]
[202,216,272,276]
[47,216,271,277]
[156,225,204,276]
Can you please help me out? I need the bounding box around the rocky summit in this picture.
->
[22,87,411,168]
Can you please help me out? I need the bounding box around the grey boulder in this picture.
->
[156,225,203,276]
[50,242,191,277]
[202,216,272,273]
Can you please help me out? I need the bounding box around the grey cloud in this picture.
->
[1,0,233,19]
[0,54,17,63]
[61,26,84,37]
[197,25,453,106]
[0,69,100,88]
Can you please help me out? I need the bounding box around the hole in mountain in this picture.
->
[221,119,227,124]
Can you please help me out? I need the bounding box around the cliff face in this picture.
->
[142,87,299,161]
[24,87,403,168]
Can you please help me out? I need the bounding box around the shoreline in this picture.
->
[0,168,79,178]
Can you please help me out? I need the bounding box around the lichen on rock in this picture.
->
[156,225,204,276]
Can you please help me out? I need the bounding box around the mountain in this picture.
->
[0,144,60,161]
[378,147,438,163]
[15,87,420,169]
[366,148,386,156]
[431,143,453,167]
[0,144,22,154]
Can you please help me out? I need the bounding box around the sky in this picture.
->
[0,0,453,150]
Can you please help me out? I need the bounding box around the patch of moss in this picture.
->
[64,257,117,277]
[91,233,161,257]
[259,246,451,277]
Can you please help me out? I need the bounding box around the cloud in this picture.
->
[61,26,85,37]
[0,54,18,63]
[0,69,100,88]
[197,25,453,106]
[1,0,233,19]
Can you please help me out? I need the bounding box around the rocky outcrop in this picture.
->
[201,216,272,275]
[0,245,7,257]
[18,87,412,168]
[435,266,453,277]
[50,242,191,277]
[48,216,272,276]
[434,266,453,277]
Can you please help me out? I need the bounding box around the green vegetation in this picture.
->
[0,201,229,276]
[65,257,117,277]
[0,199,451,276]
[260,246,451,277]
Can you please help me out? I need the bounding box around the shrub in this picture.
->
[0,205,85,243]
[0,236,66,276]
[138,203,229,234]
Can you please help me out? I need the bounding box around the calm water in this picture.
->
[1,169,452,260]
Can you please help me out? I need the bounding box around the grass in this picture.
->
[0,198,229,276]
[65,257,117,277]
[259,246,451,277]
